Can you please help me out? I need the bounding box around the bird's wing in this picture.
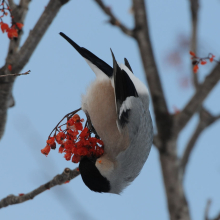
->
[59,32,113,78]
[110,49,138,130]
[124,58,133,73]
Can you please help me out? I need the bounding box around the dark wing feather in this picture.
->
[111,49,138,128]
[124,58,133,73]
[59,32,113,77]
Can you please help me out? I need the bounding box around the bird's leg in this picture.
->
[85,113,100,139]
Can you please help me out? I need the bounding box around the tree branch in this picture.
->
[153,135,161,149]
[0,167,80,208]
[13,0,69,72]
[205,200,220,220]
[205,200,212,220]
[6,0,31,66]
[180,118,204,176]
[93,0,172,142]
[132,0,172,143]
[180,108,220,178]
[189,0,199,88]
[159,138,191,220]
[8,0,16,10]
[0,70,30,77]
[0,0,70,140]
[175,62,220,134]
[93,0,134,37]
[131,1,190,220]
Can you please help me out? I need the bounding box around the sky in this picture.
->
[0,0,220,220]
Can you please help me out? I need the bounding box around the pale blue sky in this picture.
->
[0,1,220,220]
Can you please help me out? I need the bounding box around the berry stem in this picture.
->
[48,108,81,138]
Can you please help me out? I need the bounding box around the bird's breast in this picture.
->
[81,78,129,158]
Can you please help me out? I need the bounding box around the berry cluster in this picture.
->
[190,51,216,73]
[0,0,23,38]
[41,109,104,163]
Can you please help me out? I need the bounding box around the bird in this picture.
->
[59,32,153,194]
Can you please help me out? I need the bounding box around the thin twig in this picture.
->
[0,70,30,77]
[180,108,220,179]
[205,200,212,220]
[93,0,134,37]
[175,62,220,134]
[180,119,204,177]
[189,0,199,88]
[0,167,80,208]
[48,108,81,138]
[204,199,220,220]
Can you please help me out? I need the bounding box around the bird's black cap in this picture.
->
[79,157,110,193]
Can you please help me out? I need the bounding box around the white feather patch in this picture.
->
[84,58,109,80]
[118,63,149,96]
[119,96,133,119]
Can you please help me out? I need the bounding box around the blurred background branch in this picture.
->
[0,167,79,208]
[0,0,219,220]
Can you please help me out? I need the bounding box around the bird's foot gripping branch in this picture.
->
[41,108,104,163]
